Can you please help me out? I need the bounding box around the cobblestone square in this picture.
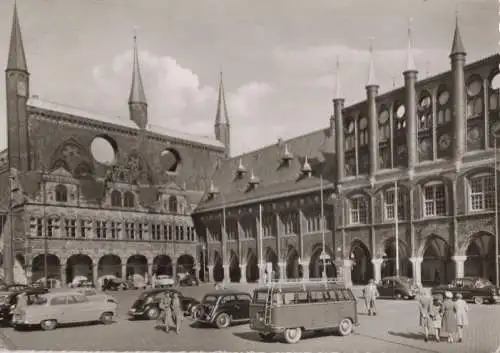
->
[0,286,499,353]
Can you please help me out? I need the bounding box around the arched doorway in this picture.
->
[229,251,241,282]
[286,247,301,279]
[213,251,224,282]
[265,247,279,279]
[66,254,93,284]
[31,254,61,283]
[381,238,412,278]
[246,250,259,283]
[350,240,373,285]
[97,254,122,279]
[421,235,453,285]
[153,255,173,276]
[177,254,195,275]
[126,254,148,280]
[309,244,336,279]
[464,232,496,281]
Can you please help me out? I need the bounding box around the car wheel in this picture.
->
[215,313,231,329]
[395,292,402,300]
[40,319,57,331]
[146,307,160,320]
[258,332,275,341]
[100,312,114,324]
[474,297,484,305]
[338,318,353,336]
[283,327,302,344]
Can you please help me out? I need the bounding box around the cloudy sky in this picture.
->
[0,0,497,156]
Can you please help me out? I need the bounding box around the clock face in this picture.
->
[17,80,27,97]
[467,126,480,143]
[419,138,431,153]
[439,134,451,150]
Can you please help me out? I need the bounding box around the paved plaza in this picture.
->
[0,285,499,353]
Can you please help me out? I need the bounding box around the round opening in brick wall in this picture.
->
[161,148,181,172]
[90,136,117,165]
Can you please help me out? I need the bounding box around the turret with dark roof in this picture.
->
[6,2,28,72]
[214,71,231,158]
[128,31,148,129]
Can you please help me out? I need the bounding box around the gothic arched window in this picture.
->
[55,184,68,202]
[123,191,135,208]
[344,117,356,177]
[111,190,122,207]
[488,71,500,148]
[168,196,178,213]
[378,108,391,169]
[418,91,433,162]
[466,76,485,151]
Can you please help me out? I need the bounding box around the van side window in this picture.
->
[329,290,338,301]
[310,291,324,302]
[293,291,309,304]
[342,289,354,300]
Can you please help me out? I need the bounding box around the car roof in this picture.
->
[254,281,348,294]
[143,288,180,295]
[43,290,88,298]
[204,290,251,297]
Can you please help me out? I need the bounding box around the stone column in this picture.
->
[147,263,153,285]
[60,264,67,287]
[121,263,127,280]
[279,261,286,282]
[409,257,423,286]
[239,264,247,283]
[452,255,467,279]
[301,260,310,281]
[92,264,98,287]
[223,264,230,284]
[172,260,177,279]
[194,266,201,282]
[371,258,384,283]
[258,263,266,284]
[207,265,214,283]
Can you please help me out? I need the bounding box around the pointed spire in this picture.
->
[366,38,378,87]
[7,1,28,72]
[450,9,466,56]
[405,18,417,72]
[215,71,230,125]
[128,28,147,105]
[333,57,343,100]
[301,156,312,174]
[236,158,247,174]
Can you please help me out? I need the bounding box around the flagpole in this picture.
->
[258,203,264,283]
[320,175,327,282]
[222,194,227,284]
[394,180,400,277]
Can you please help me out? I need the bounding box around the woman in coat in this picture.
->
[418,288,432,342]
[454,293,469,343]
[441,291,457,343]
[429,296,443,342]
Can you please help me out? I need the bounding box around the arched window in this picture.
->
[422,182,446,217]
[466,76,483,119]
[384,187,407,221]
[111,190,122,207]
[418,92,433,131]
[436,87,451,125]
[55,184,68,202]
[469,174,495,211]
[358,117,368,147]
[488,71,500,148]
[168,196,178,213]
[393,102,407,167]
[349,196,368,225]
[378,108,391,170]
[123,191,135,208]
[344,117,357,177]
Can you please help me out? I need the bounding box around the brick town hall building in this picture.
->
[192,18,500,287]
[0,5,230,286]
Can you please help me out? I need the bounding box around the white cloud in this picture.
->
[90,50,275,155]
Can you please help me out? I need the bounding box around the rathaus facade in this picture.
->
[0,5,230,286]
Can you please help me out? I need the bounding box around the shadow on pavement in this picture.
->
[387,331,426,341]
[234,329,336,343]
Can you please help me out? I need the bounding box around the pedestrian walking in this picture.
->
[453,293,468,343]
[172,292,183,334]
[441,291,457,343]
[363,279,379,316]
[429,296,443,342]
[417,288,432,342]
[157,292,172,333]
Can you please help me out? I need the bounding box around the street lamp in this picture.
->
[491,121,500,287]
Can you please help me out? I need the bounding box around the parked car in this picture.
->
[0,287,49,324]
[102,278,129,291]
[69,277,94,288]
[376,276,418,300]
[11,290,117,331]
[153,275,175,288]
[431,277,500,304]
[52,287,117,304]
[128,288,199,320]
[179,274,199,287]
[196,290,252,329]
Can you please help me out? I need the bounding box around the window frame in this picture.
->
[422,182,447,217]
[349,196,368,225]
[468,173,495,212]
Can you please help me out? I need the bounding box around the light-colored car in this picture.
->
[52,288,117,304]
[154,275,175,288]
[11,290,117,331]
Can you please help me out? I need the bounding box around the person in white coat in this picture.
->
[453,293,469,343]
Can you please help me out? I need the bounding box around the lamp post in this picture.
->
[202,243,208,282]
[492,123,500,287]
[319,175,330,281]
[394,180,400,278]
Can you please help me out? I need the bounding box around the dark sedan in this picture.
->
[128,288,199,320]
[0,287,49,324]
[376,276,418,300]
[431,277,500,304]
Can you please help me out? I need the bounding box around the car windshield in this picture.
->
[253,290,269,304]
[138,291,156,300]
[202,295,219,304]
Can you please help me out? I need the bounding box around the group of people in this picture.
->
[155,292,184,334]
[418,289,469,343]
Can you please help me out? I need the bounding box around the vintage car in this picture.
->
[179,274,199,287]
[376,276,418,300]
[153,275,175,288]
[11,290,117,330]
[62,288,117,304]
[102,278,130,291]
[431,277,500,304]
[0,287,49,323]
[196,290,252,329]
[128,288,199,320]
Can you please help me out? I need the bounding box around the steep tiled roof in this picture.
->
[27,97,224,149]
[195,127,336,212]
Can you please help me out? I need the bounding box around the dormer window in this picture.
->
[55,184,68,202]
[301,156,312,177]
[281,144,293,164]
[236,158,247,177]
[207,181,220,199]
[248,170,260,187]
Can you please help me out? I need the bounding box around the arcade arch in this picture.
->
[126,254,147,280]
[66,254,93,284]
[31,254,61,283]
[464,232,496,281]
[246,250,259,283]
[381,238,412,278]
[350,240,373,285]
[309,243,336,279]
[153,255,173,276]
[286,246,301,279]
[228,251,241,282]
[97,254,122,280]
[177,254,195,275]
[421,235,453,285]
[213,251,224,282]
